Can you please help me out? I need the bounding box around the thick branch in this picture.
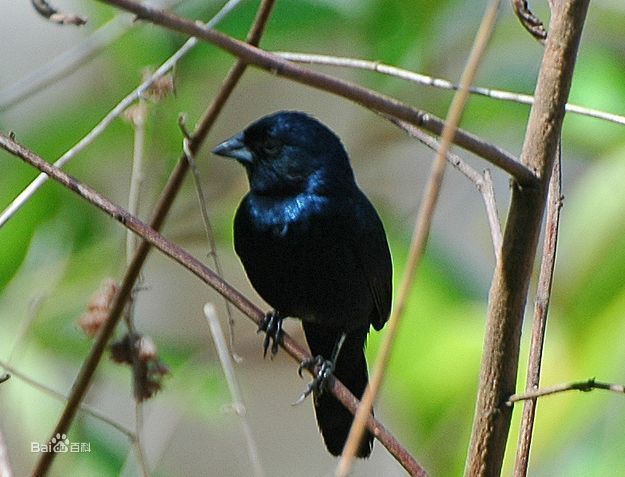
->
[95,0,536,186]
[465,1,590,476]
[0,133,427,477]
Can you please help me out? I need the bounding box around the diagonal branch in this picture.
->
[0,132,428,477]
[95,0,537,187]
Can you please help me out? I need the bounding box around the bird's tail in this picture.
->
[302,323,373,458]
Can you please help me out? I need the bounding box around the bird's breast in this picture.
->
[244,193,329,237]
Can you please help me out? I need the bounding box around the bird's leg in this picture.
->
[293,333,347,405]
[258,310,284,357]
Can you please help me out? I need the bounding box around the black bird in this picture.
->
[213,111,392,457]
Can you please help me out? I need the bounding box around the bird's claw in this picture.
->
[258,310,283,358]
[293,355,334,406]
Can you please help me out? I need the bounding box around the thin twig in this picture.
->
[273,52,625,127]
[480,169,503,257]
[204,304,264,477]
[0,360,134,439]
[513,150,562,476]
[0,0,244,230]
[124,99,150,477]
[182,136,241,362]
[388,117,502,260]
[337,1,502,474]
[31,0,87,25]
[0,132,426,477]
[507,378,625,404]
[95,0,537,186]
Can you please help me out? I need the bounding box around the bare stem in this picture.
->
[0,359,134,439]
[204,304,264,477]
[16,2,276,474]
[513,152,562,476]
[508,378,625,404]
[31,0,87,25]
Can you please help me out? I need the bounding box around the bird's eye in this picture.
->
[261,137,282,155]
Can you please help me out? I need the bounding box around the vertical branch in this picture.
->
[204,304,264,477]
[465,2,589,476]
[513,151,562,476]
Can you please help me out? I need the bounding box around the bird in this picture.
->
[212,111,392,458]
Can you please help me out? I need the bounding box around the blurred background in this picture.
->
[1,1,625,476]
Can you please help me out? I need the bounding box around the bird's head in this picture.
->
[212,111,355,196]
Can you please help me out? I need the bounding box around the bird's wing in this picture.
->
[349,192,393,331]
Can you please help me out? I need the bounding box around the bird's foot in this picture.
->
[293,333,346,405]
[293,355,334,405]
[258,310,284,358]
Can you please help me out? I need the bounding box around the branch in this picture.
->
[513,150,562,476]
[273,52,625,127]
[465,2,590,475]
[0,132,427,477]
[507,378,625,404]
[95,0,537,187]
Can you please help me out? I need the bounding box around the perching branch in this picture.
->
[507,378,625,404]
[95,0,537,187]
[0,132,428,477]
[465,2,590,475]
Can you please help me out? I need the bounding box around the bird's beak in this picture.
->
[212,132,254,165]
